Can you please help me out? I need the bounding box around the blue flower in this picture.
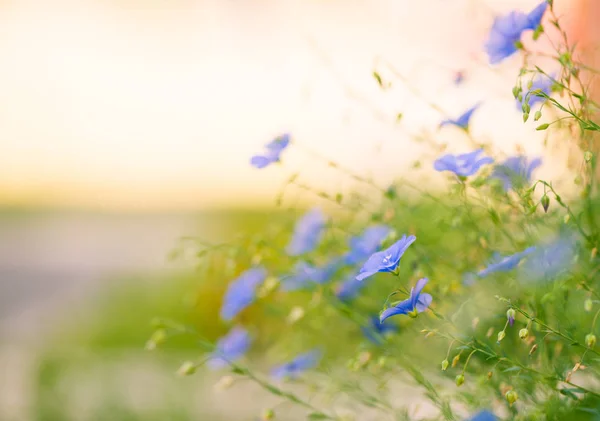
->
[490,156,542,191]
[336,275,367,301]
[477,247,536,278]
[380,278,432,322]
[220,267,266,321]
[518,235,577,283]
[434,149,494,177]
[271,349,322,380]
[208,326,252,369]
[469,410,497,421]
[286,208,326,256]
[440,103,481,130]
[356,234,416,281]
[454,70,465,85]
[250,133,290,169]
[344,225,391,265]
[485,1,548,64]
[283,259,340,291]
[517,74,553,109]
[361,315,397,345]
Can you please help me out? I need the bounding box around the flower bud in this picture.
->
[522,112,529,123]
[177,361,197,376]
[529,344,538,355]
[536,123,549,131]
[286,306,305,324]
[261,409,275,420]
[585,333,597,348]
[534,110,542,121]
[441,359,449,371]
[487,371,493,380]
[497,331,506,342]
[585,298,593,312]
[455,374,465,387]
[214,375,235,391]
[506,309,516,326]
[541,195,550,213]
[505,390,518,406]
[145,328,167,350]
[451,354,461,368]
[519,328,529,339]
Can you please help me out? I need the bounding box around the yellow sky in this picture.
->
[0,0,576,210]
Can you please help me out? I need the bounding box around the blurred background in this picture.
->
[0,0,594,419]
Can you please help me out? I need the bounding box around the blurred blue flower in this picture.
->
[208,326,252,369]
[361,315,397,345]
[485,1,548,64]
[440,103,481,130]
[336,275,366,301]
[490,156,542,191]
[283,259,340,291]
[518,235,577,283]
[344,225,391,265]
[250,133,290,169]
[271,349,322,380]
[287,208,326,256]
[434,149,494,177]
[356,234,416,281]
[469,410,497,421]
[477,247,536,277]
[380,278,432,322]
[517,75,553,109]
[454,70,465,85]
[220,267,266,321]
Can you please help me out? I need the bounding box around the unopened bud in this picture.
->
[523,112,529,123]
[487,371,493,380]
[261,409,275,420]
[536,123,549,131]
[519,328,529,339]
[214,375,235,391]
[541,195,550,213]
[452,354,461,368]
[497,331,506,342]
[505,390,518,406]
[506,309,516,326]
[145,328,167,350]
[177,361,197,376]
[585,298,593,312]
[585,333,597,348]
[455,374,465,387]
[287,306,305,324]
[534,110,542,121]
[529,344,538,355]
[441,359,449,371]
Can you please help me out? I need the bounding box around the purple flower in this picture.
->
[344,225,391,265]
[271,350,322,380]
[485,1,548,64]
[440,103,481,130]
[283,259,340,291]
[469,410,497,421]
[356,234,416,281]
[286,208,326,256]
[380,278,432,322]
[477,247,536,278]
[220,267,266,321]
[517,75,553,109]
[361,315,397,345]
[208,327,252,369]
[490,156,542,191]
[434,149,494,177]
[250,133,290,169]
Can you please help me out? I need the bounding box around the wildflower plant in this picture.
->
[150,1,600,420]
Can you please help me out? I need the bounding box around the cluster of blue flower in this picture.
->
[206,1,582,418]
